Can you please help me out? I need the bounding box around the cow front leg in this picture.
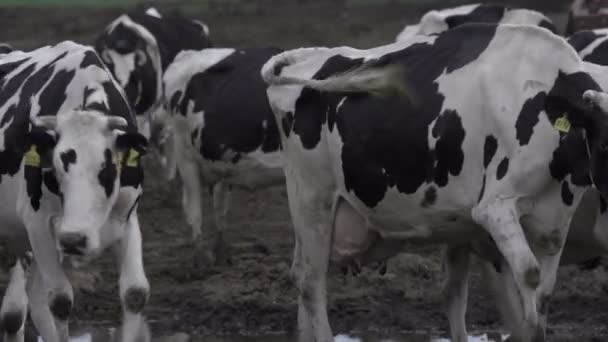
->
[443,244,470,342]
[24,214,72,342]
[472,199,540,342]
[211,181,232,266]
[287,181,334,342]
[115,213,149,342]
[1,259,28,342]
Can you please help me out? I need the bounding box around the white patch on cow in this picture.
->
[107,50,135,87]
[501,9,549,27]
[145,7,162,18]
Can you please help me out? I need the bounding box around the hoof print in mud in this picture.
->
[124,287,148,313]
[50,294,72,321]
[1,311,24,334]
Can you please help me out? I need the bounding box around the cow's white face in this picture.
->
[34,111,145,257]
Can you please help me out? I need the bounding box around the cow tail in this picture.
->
[262,49,416,103]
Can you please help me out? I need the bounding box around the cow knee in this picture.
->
[1,311,24,335]
[123,287,149,314]
[50,293,72,321]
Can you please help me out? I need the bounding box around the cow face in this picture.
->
[582,90,608,195]
[95,23,160,131]
[33,110,146,257]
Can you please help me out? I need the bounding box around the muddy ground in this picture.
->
[0,1,607,340]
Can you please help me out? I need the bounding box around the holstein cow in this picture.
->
[95,7,211,148]
[262,23,608,342]
[162,47,284,266]
[0,42,148,342]
[396,3,555,41]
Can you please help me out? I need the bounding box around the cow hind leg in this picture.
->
[211,181,232,266]
[1,260,28,342]
[443,244,470,342]
[287,182,334,342]
[472,199,540,341]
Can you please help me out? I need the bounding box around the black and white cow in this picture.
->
[95,7,211,144]
[396,3,556,41]
[262,24,608,342]
[569,28,608,65]
[162,47,284,267]
[0,41,148,342]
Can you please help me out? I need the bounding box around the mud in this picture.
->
[0,1,605,341]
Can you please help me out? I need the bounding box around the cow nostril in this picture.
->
[59,233,87,253]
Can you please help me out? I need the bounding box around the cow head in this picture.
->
[31,110,147,257]
[95,19,162,137]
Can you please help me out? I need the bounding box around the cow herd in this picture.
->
[2,2,608,342]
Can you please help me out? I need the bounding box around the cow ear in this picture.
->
[116,131,148,155]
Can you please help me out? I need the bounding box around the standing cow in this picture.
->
[162,47,284,266]
[0,41,148,342]
[396,3,555,41]
[262,23,608,342]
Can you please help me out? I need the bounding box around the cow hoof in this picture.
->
[124,287,148,313]
[1,311,24,335]
[50,294,72,321]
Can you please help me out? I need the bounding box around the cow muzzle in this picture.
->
[58,233,88,256]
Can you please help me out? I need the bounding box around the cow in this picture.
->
[95,7,211,154]
[262,23,608,342]
[162,47,284,267]
[0,41,148,342]
[568,28,608,65]
[396,3,556,41]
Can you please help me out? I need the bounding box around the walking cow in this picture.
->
[262,24,608,341]
[0,41,148,342]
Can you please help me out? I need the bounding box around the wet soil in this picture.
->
[0,1,606,341]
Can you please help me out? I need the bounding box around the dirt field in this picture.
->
[0,1,607,341]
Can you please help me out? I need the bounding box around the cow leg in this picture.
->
[27,260,63,342]
[287,182,334,342]
[177,158,208,268]
[24,215,72,342]
[472,199,540,341]
[211,181,231,266]
[115,213,149,342]
[1,260,28,342]
[443,244,470,342]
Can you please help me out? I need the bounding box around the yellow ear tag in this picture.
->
[554,115,571,133]
[115,151,123,174]
[24,145,41,168]
[126,148,139,168]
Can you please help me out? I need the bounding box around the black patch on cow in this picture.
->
[432,110,466,187]
[99,80,136,130]
[80,50,101,69]
[483,135,498,168]
[515,92,546,146]
[98,149,117,197]
[168,48,283,162]
[119,150,144,189]
[539,19,557,33]
[60,149,76,172]
[478,174,486,203]
[50,294,71,321]
[308,24,497,207]
[43,170,61,198]
[496,157,509,180]
[444,4,506,29]
[282,112,294,137]
[561,181,574,206]
[567,30,605,53]
[24,162,42,211]
[190,128,199,145]
[38,69,76,117]
[1,311,24,335]
[420,186,437,207]
[581,38,608,66]
[169,90,182,112]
